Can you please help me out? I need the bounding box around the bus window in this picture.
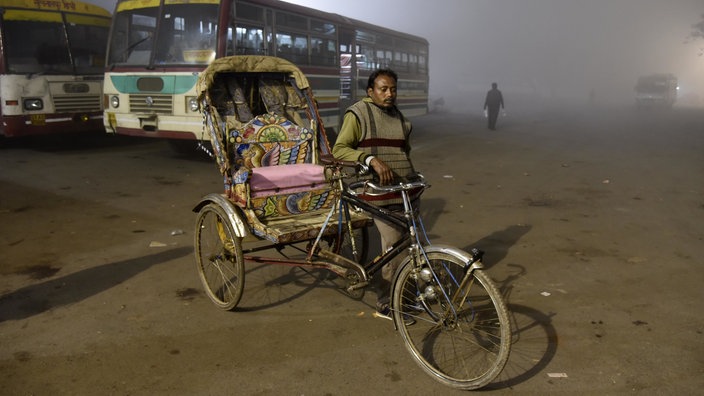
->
[275,10,307,31]
[376,49,392,68]
[408,53,417,73]
[235,2,265,23]
[311,19,335,36]
[356,44,375,70]
[4,10,72,74]
[65,15,110,73]
[394,51,408,72]
[275,32,307,65]
[156,8,217,65]
[108,10,156,65]
[310,37,336,66]
[107,2,218,67]
[310,19,336,67]
[418,52,427,74]
[234,25,265,55]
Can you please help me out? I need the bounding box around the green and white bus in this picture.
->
[103,0,428,151]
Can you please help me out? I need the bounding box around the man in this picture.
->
[484,82,505,130]
[332,69,417,322]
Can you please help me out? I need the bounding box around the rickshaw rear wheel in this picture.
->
[328,225,370,264]
[194,203,245,310]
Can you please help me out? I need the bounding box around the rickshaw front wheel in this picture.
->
[194,203,245,310]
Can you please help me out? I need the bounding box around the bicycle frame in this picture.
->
[340,178,488,325]
[237,168,415,286]
[235,162,486,320]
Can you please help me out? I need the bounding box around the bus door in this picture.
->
[338,27,356,122]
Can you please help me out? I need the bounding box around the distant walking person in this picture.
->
[484,82,505,130]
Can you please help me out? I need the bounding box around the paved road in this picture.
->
[1,103,703,394]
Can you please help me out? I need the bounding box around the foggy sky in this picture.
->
[288,0,704,107]
[88,0,704,107]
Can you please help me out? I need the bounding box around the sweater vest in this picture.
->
[348,101,418,206]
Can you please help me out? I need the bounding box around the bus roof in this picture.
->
[253,0,428,45]
[116,0,219,12]
[112,0,428,45]
[0,0,111,17]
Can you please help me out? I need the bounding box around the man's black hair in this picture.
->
[367,68,398,90]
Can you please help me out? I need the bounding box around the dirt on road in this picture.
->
[1,102,703,395]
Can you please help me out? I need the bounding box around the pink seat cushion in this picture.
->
[249,164,328,198]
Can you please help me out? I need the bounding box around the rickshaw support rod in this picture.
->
[244,255,353,279]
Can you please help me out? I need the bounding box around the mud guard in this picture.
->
[396,244,484,275]
[390,244,484,329]
[192,193,249,238]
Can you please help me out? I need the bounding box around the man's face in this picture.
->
[367,74,397,109]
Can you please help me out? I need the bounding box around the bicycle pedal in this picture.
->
[346,281,368,291]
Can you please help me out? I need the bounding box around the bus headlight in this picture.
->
[110,95,120,108]
[23,98,43,111]
[187,96,199,112]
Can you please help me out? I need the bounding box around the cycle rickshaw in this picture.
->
[193,55,510,390]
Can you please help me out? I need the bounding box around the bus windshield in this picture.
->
[3,11,109,75]
[107,3,219,67]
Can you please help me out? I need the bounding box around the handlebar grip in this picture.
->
[349,174,428,194]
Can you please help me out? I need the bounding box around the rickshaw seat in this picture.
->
[197,56,359,243]
[248,163,327,198]
[226,78,254,122]
[229,113,314,169]
[259,78,307,126]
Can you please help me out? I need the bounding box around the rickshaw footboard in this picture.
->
[242,207,372,245]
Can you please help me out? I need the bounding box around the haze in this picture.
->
[90,0,704,111]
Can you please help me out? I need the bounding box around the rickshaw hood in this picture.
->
[196,56,311,101]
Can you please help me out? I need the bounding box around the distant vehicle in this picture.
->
[102,0,429,152]
[635,74,678,108]
[0,0,111,138]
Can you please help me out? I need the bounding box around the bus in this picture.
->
[0,0,111,138]
[635,73,678,109]
[103,0,428,150]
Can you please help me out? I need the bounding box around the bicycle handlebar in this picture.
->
[319,154,428,193]
[320,154,370,176]
[349,174,428,195]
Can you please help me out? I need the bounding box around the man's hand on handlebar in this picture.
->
[369,157,394,185]
[320,154,398,185]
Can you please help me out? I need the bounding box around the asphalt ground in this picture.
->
[1,102,703,394]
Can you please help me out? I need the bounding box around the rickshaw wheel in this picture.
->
[194,203,245,310]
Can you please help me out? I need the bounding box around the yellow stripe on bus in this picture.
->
[66,13,111,27]
[117,0,218,12]
[0,0,111,16]
[3,9,63,22]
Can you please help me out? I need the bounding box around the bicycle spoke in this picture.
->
[393,252,511,389]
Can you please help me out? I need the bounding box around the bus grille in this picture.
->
[53,95,101,112]
[129,94,173,114]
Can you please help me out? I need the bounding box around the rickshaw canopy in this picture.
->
[196,55,311,101]
[196,55,332,197]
